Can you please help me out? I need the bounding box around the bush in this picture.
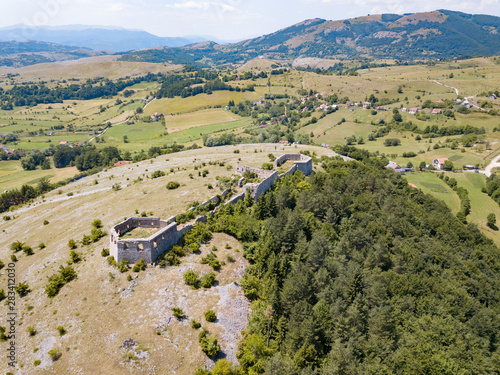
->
[48,348,61,361]
[487,213,496,229]
[127,274,133,281]
[0,289,5,302]
[166,181,180,190]
[10,240,24,252]
[26,326,37,336]
[172,307,185,319]
[101,248,110,257]
[0,326,7,342]
[205,310,216,322]
[22,246,34,256]
[107,255,116,266]
[183,270,200,288]
[57,326,66,336]
[117,260,129,273]
[69,250,81,263]
[43,220,49,225]
[133,258,147,272]
[15,282,31,297]
[151,170,166,179]
[200,272,216,288]
[383,138,401,147]
[68,239,77,249]
[38,243,46,250]
[34,360,41,366]
[198,330,221,357]
[45,266,77,298]
[92,219,102,229]
[191,319,201,329]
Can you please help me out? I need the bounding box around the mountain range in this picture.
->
[120,10,500,65]
[2,10,500,68]
[0,25,230,53]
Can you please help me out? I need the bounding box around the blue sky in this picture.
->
[2,0,500,40]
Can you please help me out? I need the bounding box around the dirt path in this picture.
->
[431,79,460,96]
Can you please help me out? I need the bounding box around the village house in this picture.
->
[431,109,443,115]
[409,108,419,114]
[319,103,329,111]
[362,102,371,109]
[433,158,448,170]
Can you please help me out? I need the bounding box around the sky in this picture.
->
[2,0,500,41]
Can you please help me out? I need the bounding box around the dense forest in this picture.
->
[199,151,500,374]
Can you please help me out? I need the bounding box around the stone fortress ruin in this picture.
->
[109,154,313,263]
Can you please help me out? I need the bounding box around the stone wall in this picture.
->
[109,154,313,264]
[274,153,313,176]
[110,218,182,263]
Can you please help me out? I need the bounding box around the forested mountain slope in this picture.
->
[204,150,500,373]
[120,10,500,65]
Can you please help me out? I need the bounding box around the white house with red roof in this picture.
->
[433,158,448,170]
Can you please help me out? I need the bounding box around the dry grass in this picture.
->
[0,144,337,374]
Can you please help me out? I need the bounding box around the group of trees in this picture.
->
[0,73,163,109]
[53,145,121,171]
[204,153,500,373]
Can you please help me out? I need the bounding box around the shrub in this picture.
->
[34,360,41,366]
[38,243,46,250]
[200,272,216,288]
[0,260,3,270]
[117,260,129,273]
[15,282,31,297]
[0,326,7,342]
[205,310,216,322]
[45,266,77,297]
[151,170,166,179]
[133,258,146,272]
[68,239,77,249]
[183,270,200,288]
[101,248,110,257]
[57,326,66,336]
[166,181,180,190]
[127,274,133,282]
[10,240,24,252]
[262,163,273,170]
[69,250,81,263]
[487,213,496,229]
[171,307,185,319]
[198,330,220,357]
[22,246,34,256]
[107,256,116,266]
[10,255,17,262]
[92,219,102,229]
[26,326,37,336]
[191,319,202,329]
[0,289,5,302]
[48,348,61,361]
[43,220,49,225]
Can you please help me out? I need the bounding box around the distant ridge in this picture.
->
[0,25,228,53]
[119,10,500,65]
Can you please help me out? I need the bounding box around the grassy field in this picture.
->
[405,172,461,214]
[145,91,261,115]
[0,161,78,191]
[162,109,240,132]
[406,171,500,246]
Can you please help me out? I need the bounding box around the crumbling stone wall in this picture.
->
[110,155,312,264]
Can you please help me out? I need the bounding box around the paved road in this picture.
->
[482,153,500,177]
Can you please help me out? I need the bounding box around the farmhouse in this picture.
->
[409,108,419,114]
[433,158,448,170]
[431,109,443,115]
